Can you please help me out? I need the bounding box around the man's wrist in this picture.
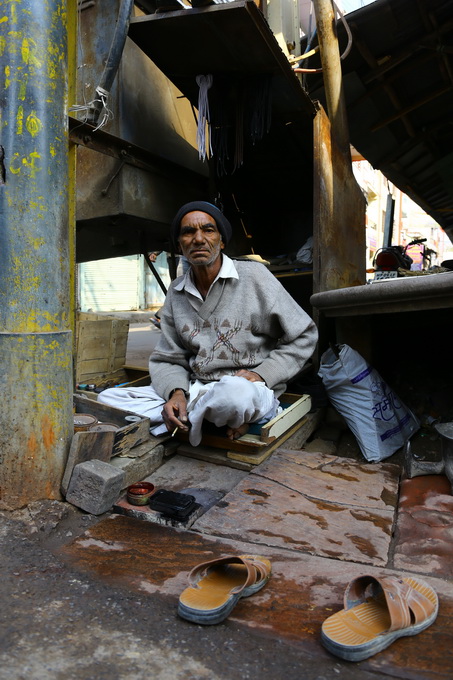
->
[169,388,188,399]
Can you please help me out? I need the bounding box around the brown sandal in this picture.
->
[322,574,438,661]
[178,554,271,625]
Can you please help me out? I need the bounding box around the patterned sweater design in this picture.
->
[149,260,318,401]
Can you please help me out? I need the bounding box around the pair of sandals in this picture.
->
[178,554,439,662]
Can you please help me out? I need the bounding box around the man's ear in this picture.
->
[220,240,225,250]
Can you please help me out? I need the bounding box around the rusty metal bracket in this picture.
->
[68,116,203,185]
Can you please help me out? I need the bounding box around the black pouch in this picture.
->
[149,489,197,520]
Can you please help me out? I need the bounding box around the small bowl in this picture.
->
[74,414,98,432]
[88,422,120,432]
[126,482,155,506]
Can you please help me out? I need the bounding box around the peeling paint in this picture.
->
[42,415,56,449]
[25,111,42,136]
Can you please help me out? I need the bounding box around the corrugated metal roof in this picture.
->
[303,0,453,241]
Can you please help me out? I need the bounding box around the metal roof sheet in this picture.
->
[303,0,453,241]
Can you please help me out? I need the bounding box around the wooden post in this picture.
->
[312,0,351,160]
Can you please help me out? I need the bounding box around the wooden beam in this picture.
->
[371,85,451,132]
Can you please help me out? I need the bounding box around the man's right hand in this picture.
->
[161,389,190,432]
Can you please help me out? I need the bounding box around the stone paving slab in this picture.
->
[257,449,400,510]
[394,475,453,578]
[57,514,453,680]
[193,450,400,567]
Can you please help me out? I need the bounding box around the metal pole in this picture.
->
[0,0,74,509]
[312,0,351,159]
[383,194,395,248]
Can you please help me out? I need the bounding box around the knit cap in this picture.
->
[171,201,232,246]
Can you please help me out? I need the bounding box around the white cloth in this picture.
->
[98,375,280,446]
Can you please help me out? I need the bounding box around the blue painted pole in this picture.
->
[0,0,74,509]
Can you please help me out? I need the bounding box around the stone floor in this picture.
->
[53,320,453,678]
[53,415,453,680]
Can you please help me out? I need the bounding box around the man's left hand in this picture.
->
[235,369,264,383]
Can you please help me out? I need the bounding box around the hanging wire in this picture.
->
[69,3,114,131]
[69,87,114,132]
[293,1,353,74]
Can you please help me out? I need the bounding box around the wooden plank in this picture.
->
[260,394,311,443]
[176,444,253,471]
[177,415,314,470]
[75,313,130,384]
[61,430,115,494]
[176,430,268,453]
[227,415,310,464]
[73,394,151,457]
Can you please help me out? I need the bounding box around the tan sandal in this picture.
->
[178,554,271,625]
[322,574,438,661]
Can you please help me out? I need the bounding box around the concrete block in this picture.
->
[66,459,125,515]
[110,445,164,488]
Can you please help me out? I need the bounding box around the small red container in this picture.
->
[126,482,155,506]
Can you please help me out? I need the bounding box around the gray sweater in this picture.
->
[149,260,318,401]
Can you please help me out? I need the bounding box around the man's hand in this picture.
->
[234,369,264,383]
[161,389,190,433]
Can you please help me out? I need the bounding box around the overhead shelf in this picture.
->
[128,1,316,123]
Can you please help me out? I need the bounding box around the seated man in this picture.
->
[98,201,318,446]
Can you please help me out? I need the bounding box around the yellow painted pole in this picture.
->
[0,0,75,509]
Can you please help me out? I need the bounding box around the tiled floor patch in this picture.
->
[192,449,401,567]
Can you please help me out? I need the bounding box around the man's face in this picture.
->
[178,211,224,267]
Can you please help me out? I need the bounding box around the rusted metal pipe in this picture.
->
[0,0,74,509]
[312,0,351,159]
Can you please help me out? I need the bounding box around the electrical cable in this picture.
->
[293,1,353,74]
[86,0,135,126]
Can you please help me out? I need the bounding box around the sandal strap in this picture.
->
[187,555,257,593]
[238,555,270,582]
[345,575,436,633]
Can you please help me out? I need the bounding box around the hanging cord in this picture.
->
[249,75,272,145]
[233,84,245,171]
[208,83,229,177]
[232,193,254,253]
[196,74,213,161]
[293,1,353,74]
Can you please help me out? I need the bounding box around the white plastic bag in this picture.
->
[318,344,419,462]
